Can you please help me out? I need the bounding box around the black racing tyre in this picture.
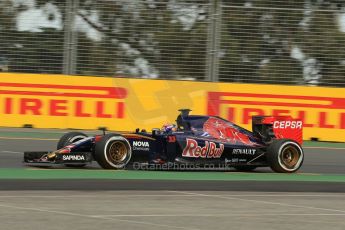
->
[267,139,304,173]
[233,165,257,172]
[94,134,132,169]
[57,132,88,167]
[57,132,88,149]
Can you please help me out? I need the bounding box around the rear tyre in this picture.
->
[233,165,257,172]
[95,134,132,169]
[267,139,304,173]
[57,132,88,167]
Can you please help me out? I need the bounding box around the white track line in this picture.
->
[1,150,22,154]
[304,146,345,150]
[171,191,345,213]
[0,203,199,230]
[94,213,345,217]
[0,136,58,141]
[0,194,198,198]
[0,194,344,198]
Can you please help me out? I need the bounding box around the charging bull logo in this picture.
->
[182,138,224,158]
[203,117,254,145]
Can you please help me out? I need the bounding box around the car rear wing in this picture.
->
[252,116,303,145]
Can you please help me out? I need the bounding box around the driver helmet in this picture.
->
[161,123,177,133]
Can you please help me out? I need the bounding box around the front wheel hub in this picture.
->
[108,141,128,163]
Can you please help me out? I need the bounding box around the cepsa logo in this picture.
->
[0,83,127,118]
[207,92,345,129]
[273,121,302,129]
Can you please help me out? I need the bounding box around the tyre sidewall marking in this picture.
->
[104,136,132,168]
[277,141,304,172]
[69,135,87,143]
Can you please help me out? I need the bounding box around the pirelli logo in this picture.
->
[0,82,128,118]
[207,92,345,129]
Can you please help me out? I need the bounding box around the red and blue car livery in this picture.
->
[24,109,304,173]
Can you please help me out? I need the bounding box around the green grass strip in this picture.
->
[0,168,344,182]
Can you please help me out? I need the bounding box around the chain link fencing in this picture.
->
[219,1,345,86]
[0,0,344,86]
[0,0,66,74]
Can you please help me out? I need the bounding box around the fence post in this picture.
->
[63,0,78,75]
[205,0,222,82]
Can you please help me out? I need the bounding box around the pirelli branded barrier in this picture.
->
[0,73,344,142]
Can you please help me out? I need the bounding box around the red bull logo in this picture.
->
[182,138,224,158]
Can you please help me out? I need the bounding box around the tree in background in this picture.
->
[0,0,344,86]
[219,0,345,86]
[75,0,208,79]
[0,0,65,73]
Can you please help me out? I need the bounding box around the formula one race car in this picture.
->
[24,109,304,173]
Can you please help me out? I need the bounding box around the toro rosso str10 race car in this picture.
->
[24,109,304,173]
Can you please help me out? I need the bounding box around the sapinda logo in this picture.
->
[0,82,127,118]
[182,138,224,158]
[62,155,85,161]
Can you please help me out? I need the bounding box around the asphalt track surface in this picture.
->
[0,128,344,192]
[0,128,344,230]
[1,132,344,173]
[0,128,344,173]
[0,190,344,230]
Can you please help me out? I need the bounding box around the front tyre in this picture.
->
[57,132,88,149]
[95,134,132,169]
[267,139,304,173]
[57,132,88,167]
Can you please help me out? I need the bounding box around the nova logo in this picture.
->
[62,155,85,161]
[132,141,150,151]
[133,141,149,147]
